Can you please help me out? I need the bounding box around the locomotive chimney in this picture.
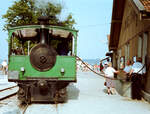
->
[38,16,50,44]
[38,16,50,25]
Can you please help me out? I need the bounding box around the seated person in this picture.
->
[123,60,132,74]
[12,48,23,55]
[57,41,69,55]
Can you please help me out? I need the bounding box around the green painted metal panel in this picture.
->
[9,55,76,81]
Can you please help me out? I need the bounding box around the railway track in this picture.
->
[0,85,19,101]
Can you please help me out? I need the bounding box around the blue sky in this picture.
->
[0,0,113,60]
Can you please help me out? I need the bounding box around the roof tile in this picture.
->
[140,0,150,12]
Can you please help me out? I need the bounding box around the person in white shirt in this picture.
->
[104,62,119,95]
[123,60,132,74]
[130,59,146,75]
[102,62,108,73]
[129,57,146,100]
[1,60,7,75]
[123,60,132,81]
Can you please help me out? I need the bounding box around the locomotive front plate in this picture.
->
[30,44,57,71]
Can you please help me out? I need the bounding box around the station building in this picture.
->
[109,0,150,102]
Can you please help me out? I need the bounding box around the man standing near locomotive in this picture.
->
[129,57,146,100]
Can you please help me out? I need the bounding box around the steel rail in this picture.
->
[0,85,18,101]
[0,85,18,92]
[0,92,17,101]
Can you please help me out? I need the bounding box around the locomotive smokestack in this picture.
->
[38,16,50,25]
[39,29,49,44]
[38,16,50,44]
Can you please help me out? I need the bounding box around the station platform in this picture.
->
[0,70,150,114]
[0,71,17,91]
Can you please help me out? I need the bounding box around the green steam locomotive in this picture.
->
[8,17,78,103]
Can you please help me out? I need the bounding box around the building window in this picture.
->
[117,49,122,69]
[125,43,130,64]
[137,33,148,64]
[138,36,142,57]
[142,33,148,64]
[120,56,125,69]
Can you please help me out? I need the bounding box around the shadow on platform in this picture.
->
[103,88,108,94]
[67,84,80,100]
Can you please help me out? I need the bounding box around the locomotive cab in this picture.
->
[8,24,78,103]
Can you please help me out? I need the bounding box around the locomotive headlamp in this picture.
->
[41,25,45,28]
[20,67,25,72]
[60,68,65,73]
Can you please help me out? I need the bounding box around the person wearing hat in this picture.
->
[129,57,146,100]
[104,62,119,95]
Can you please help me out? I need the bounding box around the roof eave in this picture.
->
[109,0,126,51]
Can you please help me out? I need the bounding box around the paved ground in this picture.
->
[25,71,150,114]
[0,70,150,114]
[0,71,17,90]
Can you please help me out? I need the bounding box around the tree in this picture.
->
[3,0,75,55]
[2,0,75,30]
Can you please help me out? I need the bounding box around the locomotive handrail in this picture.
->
[75,55,124,80]
[76,55,147,81]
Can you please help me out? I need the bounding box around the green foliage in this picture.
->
[3,0,35,30]
[2,0,75,30]
[12,37,38,55]
[3,0,75,55]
